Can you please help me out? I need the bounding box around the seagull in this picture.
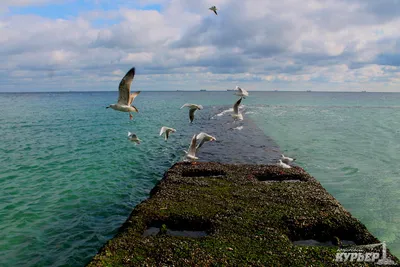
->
[209,6,218,15]
[232,97,243,120]
[106,67,141,120]
[281,154,296,164]
[277,160,291,169]
[180,103,203,123]
[234,86,249,98]
[184,134,199,161]
[128,132,141,144]
[196,132,216,150]
[159,126,176,141]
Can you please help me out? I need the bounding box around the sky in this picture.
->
[2,0,400,92]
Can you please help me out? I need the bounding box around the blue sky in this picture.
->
[2,0,400,92]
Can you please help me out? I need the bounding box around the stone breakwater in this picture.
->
[87,162,399,266]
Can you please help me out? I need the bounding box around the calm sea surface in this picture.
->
[0,91,399,266]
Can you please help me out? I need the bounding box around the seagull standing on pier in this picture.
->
[180,103,203,123]
[159,126,176,141]
[281,154,296,164]
[106,67,141,120]
[232,97,243,121]
[277,160,291,169]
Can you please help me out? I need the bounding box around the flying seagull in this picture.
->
[196,132,216,150]
[209,6,218,15]
[128,132,141,144]
[232,97,243,121]
[159,126,176,141]
[180,103,203,123]
[184,134,199,161]
[281,154,296,164]
[277,160,291,169]
[106,67,141,120]
[234,86,249,98]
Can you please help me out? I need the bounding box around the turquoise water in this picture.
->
[0,91,399,266]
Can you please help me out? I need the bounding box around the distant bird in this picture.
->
[277,160,291,169]
[281,154,296,164]
[209,6,218,15]
[232,97,243,121]
[159,126,176,141]
[184,134,199,161]
[106,67,141,120]
[234,86,249,98]
[128,132,141,144]
[196,132,216,150]
[180,103,203,123]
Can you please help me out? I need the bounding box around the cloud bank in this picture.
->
[2,0,400,91]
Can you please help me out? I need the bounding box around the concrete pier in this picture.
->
[87,162,399,266]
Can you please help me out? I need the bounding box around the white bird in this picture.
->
[277,160,291,169]
[184,134,199,161]
[281,154,296,164]
[106,67,141,120]
[159,126,176,141]
[232,97,243,120]
[234,86,249,98]
[196,132,216,150]
[209,6,218,15]
[180,103,203,123]
[128,132,141,144]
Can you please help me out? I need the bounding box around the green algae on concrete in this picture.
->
[87,162,400,266]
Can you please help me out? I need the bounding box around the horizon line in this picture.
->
[0,90,399,94]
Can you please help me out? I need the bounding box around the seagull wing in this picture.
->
[189,108,196,122]
[233,97,242,114]
[188,134,197,156]
[118,67,135,105]
[214,10,218,15]
[197,138,206,150]
[196,132,206,141]
[180,103,191,109]
[160,126,167,136]
[128,91,141,106]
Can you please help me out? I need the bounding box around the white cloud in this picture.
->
[2,0,400,91]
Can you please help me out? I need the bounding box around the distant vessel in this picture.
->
[227,89,234,91]
[274,89,278,92]
[306,90,311,92]
[361,90,367,92]
[200,89,206,91]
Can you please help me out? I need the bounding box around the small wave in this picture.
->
[233,126,243,130]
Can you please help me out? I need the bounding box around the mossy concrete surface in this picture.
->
[87,162,399,266]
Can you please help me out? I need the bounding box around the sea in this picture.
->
[0,91,399,266]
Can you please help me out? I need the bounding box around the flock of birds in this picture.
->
[106,67,297,167]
